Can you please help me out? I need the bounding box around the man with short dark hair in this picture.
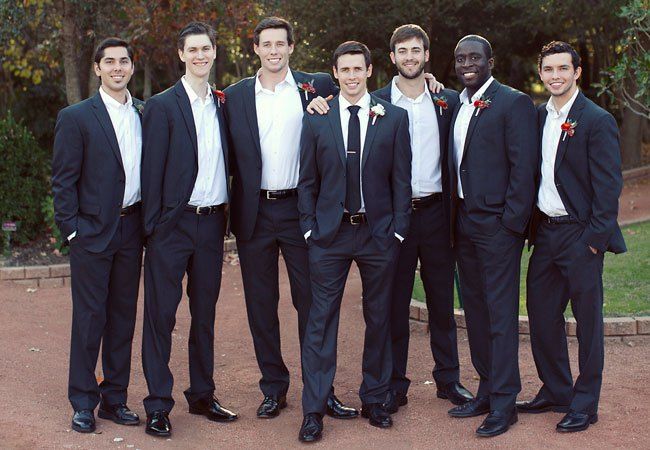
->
[141,21,237,437]
[447,34,538,437]
[53,37,143,433]
[297,41,411,442]
[374,24,473,413]
[517,41,626,433]
[224,16,356,420]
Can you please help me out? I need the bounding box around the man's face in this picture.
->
[539,52,581,98]
[454,40,493,90]
[94,46,134,94]
[254,27,294,74]
[333,53,372,99]
[390,37,429,80]
[178,34,216,79]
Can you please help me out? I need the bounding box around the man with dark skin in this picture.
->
[446,35,537,437]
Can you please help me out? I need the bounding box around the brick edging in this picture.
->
[623,164,650,182]
[409,301,650,337]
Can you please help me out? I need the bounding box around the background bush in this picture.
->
[0,111,49,249]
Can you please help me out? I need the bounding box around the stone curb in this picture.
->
[409,300,650,337]
[622,164,650,182]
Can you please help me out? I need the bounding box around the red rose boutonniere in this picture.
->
[432,95,448,116]
[297,80,316,101]
[561,119,578,141]
[213,89,226,107]
[473,96,491,116]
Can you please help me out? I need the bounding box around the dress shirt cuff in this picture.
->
[304,230,312,241]
[67,231,77,242]
[394,232,404,243]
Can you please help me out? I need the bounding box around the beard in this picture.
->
[396,61,426,80]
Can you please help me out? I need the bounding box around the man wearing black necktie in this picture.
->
[297,41,411,442]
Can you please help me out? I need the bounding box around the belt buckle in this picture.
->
[196,205,205,215]
[350,214,362,225]
[266,191,276,200]
[411,199,420,210]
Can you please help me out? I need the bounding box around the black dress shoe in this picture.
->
[298,413,323,443]
[383,390,408,414]
[188,397,238,422]
[448,395,490,418]
[256,395,287,418]
[326,394,359,419]
[98,402,140,425]
[516,395,570,414]
[476,409,518,437]
[361,403,392,428]
[437,382,474,406]
[145,410,171,437]
[556,411,598,432]
[71,410,96,433]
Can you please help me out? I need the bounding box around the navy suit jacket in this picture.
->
[298,94,412,249]
[52,92,144,253]
[448,79,538,241]
[529,92,626,254]
[223,70,338,241]
[374,84,460,223]
[141,80,230,239]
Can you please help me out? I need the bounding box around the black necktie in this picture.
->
[345,105,361,213]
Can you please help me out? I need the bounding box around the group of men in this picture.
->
[52,15,625,444]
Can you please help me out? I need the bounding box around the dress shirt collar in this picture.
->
[181,76,213,105]
[255,68,297,94]
[339,91,371,112]
[390,76,429,104]
[99,86,132,109]
[459,76,494,104]
[546,87,580,118]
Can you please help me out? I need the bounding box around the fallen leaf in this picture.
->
[113,437,124,442]
[423,380,434,385]
[27,288,38,293]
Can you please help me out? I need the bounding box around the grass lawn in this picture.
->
[412,221,650,317]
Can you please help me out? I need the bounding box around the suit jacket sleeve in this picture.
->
[297,115,319,235]
[392,110,412,237]
[501,94,538,234]
[581,112,622,252]
[51,108,82,238]
[141,96,169,237]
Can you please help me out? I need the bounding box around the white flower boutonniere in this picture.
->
[369,104,385,125]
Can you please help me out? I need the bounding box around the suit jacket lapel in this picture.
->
[538,105,548,170]
[215,99,229,176]
[292,69,313,111]
[462,79,500,161]
[242,77,262,160]
[91,92,123,168]
[174,81,198,156]
[361,95,380,171]
[431,88,450,154]
[327,97,347,168]
[554,92,586,173]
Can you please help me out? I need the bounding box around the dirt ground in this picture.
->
[1,257,649,449]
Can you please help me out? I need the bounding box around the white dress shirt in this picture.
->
[390,77,441,197]
[453,76,494,198]
[255,70,304,190]
[181,77,228,207]
[537,88,580,216]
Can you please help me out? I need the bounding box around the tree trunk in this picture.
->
[620,105,643,169]
[143,58,152,100]
[58,0,82,105]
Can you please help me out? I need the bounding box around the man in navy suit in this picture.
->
[447,35,538,437]
[373,24,473,412]
[52,38,143,433]
[297,41,411,442]
[517,41,626,433]
[223,17,356,420]
[140,22,237,437]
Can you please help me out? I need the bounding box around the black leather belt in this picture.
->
[120,202,141,217]
[261,189,298,200]
[411,192,443,210]
[185,204,225,215]
[342,212,367,225]
[541,213,579,224]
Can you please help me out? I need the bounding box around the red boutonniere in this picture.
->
[210,84,226,107]
[432,95,448,116]
[473,95,491,116]
[561,119,578,141]
[297,80,316,100]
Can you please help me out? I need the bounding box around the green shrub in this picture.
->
[0,111,50,248]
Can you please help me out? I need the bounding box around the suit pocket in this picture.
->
[484,194,505,206]
[79,203,100,216]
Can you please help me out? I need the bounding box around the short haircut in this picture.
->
[332,41,372,68]
[456,34,492,59]
[94,38,133,65]
[254,17,294,46]
[538,41,581,70]
[177,21,216,51]
[390,24,430,52]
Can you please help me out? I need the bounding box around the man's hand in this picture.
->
[424,73,444,93]
[589,245,598,254]
[306,95,333,115]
